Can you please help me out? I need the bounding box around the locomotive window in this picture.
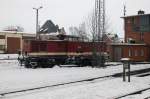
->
[39,43,47,51]
[31,44,38,52]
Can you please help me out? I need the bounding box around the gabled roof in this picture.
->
[103,33,121,43]
[39,20,58,33]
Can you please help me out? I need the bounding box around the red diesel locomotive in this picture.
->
[21,36,106,68]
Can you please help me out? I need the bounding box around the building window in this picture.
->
[140,16,150,26]
[132,17,137,25]
[0,45,5,50]
[135,50,138,56]
[139,15,150,32]
[127,18,131,24]
[141,49,144,56]
[0,35,5,39]
[132,15,150,32]
[129,49,132,57]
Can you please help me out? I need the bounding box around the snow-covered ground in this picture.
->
[5,77,150,99]
[0,55,150,99]
[0,54,18,60]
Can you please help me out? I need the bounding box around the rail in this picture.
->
[115,87,150,99]
[0,75,113,96]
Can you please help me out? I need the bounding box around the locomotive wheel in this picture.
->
[30,62,38,69]
[48,64,55,68]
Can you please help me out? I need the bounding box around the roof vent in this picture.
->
[138,10,145,15]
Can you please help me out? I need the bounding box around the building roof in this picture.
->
[39,20,58,33]
[0,31,35,34]
[121,13,150,18]
[104,33,122,43]
[0,31,36,38]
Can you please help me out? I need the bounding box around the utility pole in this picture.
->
[33,6,43,39]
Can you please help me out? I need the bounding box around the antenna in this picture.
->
[124,4,126,16]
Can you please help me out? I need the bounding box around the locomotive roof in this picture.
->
[25,39,105,43]
[110,43,147,46]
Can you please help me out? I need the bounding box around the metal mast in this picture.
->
[95,0,105,41]
[94,0,105,67]
[33,6,43,39]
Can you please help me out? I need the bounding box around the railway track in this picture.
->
[115,87,150,99]
[1,67,150,98]
[0,75,114,97]
[145,96,150,99]
[114,71,150,99]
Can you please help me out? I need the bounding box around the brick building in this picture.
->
[110,11,150,61]
[0,32,35,54]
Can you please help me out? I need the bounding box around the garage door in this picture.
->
[7,37,21,53]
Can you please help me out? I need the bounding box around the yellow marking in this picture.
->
[28,52,94,56]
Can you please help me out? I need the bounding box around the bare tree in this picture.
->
[69,25,89,41]
[85,10,112,41]
[69,26,79,36]
[86,11,97,41]
[84,9,113,67]
[78,22,89,40]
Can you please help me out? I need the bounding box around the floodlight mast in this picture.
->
[33,6,43,39]
[94,0,106,67]
[95,0,105,41]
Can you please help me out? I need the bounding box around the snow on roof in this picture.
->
[40,32,59,36]
[106,33,116,38]
[105,33,123,43]
[43,28,48,32]
[121,13,150,18]
[121,58,130,61]
[0,31,35,35]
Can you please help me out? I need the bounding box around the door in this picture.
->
[114,47,122,61]
[7,37,21,53]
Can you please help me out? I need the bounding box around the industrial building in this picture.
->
[110,10,150,61]
[0,32,35,54]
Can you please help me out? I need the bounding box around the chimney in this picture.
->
[138,10,145,15]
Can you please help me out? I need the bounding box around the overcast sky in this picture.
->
[0,0,150,37]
